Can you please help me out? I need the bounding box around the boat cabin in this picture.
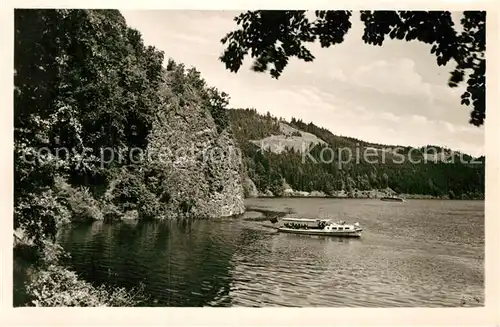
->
[280,218,332,230]
[276,218,363,237]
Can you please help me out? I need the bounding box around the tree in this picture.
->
[220,10,485,126]
[382,172,389,189]
[14,9,165,246]
[204,86,230,133]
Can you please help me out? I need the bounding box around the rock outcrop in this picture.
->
[145,82,245,219]
[250,122,327,154]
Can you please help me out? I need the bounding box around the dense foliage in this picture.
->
[220,11,486,127]
[14,9,233,306]
[229,109,485,199]
[15,9,165,246]
[14,238,148,307]
[14,9,232,247]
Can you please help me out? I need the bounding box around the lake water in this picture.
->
[59,198,484,307]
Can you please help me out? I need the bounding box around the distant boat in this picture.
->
[380,196,405,202]
[272,217,362,237]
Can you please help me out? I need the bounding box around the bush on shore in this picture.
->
[25,264,147,307]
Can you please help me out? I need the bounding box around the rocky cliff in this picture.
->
[143,70,245,219]
[50,65,246,222]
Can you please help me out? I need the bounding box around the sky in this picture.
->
[121,10,484,157]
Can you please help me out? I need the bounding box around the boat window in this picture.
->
[338,227,343,231]
[345,227,349,229]
[332,227,337,230]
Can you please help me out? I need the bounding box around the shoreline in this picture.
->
[245,185,484,201]
[247,195,485,201]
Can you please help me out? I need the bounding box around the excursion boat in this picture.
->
[380,196,405,202]
[273,217,363,237]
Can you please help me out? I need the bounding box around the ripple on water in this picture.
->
[58,199,484,307]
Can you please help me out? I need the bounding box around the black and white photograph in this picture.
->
[5,2,498,325]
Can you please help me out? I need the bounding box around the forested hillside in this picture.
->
[15,9,246,243]
[229,109,485,199]
[14,9,244,306]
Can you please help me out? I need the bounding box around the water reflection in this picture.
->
[60,219,237,306]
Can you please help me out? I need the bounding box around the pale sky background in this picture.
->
[121,10,485,157]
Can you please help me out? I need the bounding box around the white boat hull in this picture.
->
[277,227,362,237]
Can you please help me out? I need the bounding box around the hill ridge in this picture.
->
[228,108,485,200]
